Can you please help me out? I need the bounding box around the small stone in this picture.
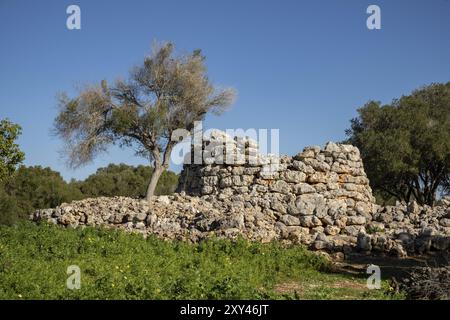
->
[280,214,300,226]
[311,240,328,251]
[135,212,147,222]
[357,233,372,252]
[439,218,450,227]
[330,252,345,262]
[269,180,291,194]
[292,183,316,195]
[407,200,420,214]
[344,225,365,237]
[324,225,341,236]
[347,216,366,225]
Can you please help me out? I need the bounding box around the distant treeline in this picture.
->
[0,164,178,225]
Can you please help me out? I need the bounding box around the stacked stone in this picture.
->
[31,130,449,258]
[31,195,450,258]
[358,199,450,256]
[31,195,281,243]
[176,129,279,196]
[177,131,377,249]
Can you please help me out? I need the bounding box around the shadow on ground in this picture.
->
[332,251,449,281]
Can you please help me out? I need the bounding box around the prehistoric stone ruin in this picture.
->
[32,130,450,259]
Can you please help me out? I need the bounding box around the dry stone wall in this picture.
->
[177,130,377,239]
[31,130,450,259]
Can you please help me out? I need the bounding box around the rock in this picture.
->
[355,202,373,215]
[269,180,291,194]
[431,236,450,251]
[157,196,171,205]
[280,214,300,226]
[330,252,345,262]
[324,225,341,236]
[393,211,405,222]
[307,172,328,184]
[134,222,146,229]
[415,234,432,254]
[344,225,365,237]
[324,142,341,154]
[407,201,420,214]
[321,215,334,226]
[314,232,328,242]
[347,216,366,225]
[146,214,157,227]
[298,215,322,228]
[357,233,372,252]
[292,183,316,195]
[271,200,287,214]
[334,216,348,228]
[283,170,307,183]
[389,243,407,258]
[311,240,328,251]
[295,194,326,216]
[135,212,148,222]
[287,226,311,243]
[439,218,450,227]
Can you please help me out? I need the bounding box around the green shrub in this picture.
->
[0,186,19,225]
[2,166,83,221]
[73,163,178,198]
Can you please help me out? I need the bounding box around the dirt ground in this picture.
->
[273,252,449,299]
[333,251,449,281]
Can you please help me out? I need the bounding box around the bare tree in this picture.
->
[54,42,235,200]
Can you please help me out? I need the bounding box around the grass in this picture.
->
[0,222,404,300]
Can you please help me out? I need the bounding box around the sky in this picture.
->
[0,0,449,181]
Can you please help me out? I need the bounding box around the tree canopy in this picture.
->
[3,166,84,220]
[54,41,235,199]
[0,119,25,182]
[346,82,450,206]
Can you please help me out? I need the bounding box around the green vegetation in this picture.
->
[0,187,20,226]
[2,166,84,222]
[0,119,25,182]
[366,225,384,235]
[346,82,450,206]
[74,163,178,198]
[0,164,178,226]
[0,222,402,300]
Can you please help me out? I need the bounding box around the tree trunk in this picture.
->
[145,141,174,201]
[145,165,164,200]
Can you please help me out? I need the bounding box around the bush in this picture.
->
[1,166,83,221]
[398,267,450,300]
[0,186,19,225]
[74,163,178,198]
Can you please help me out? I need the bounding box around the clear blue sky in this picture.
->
[1,0,449,181]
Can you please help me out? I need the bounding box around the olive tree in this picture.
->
[54,42,235,200]
[346,82,450,206]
